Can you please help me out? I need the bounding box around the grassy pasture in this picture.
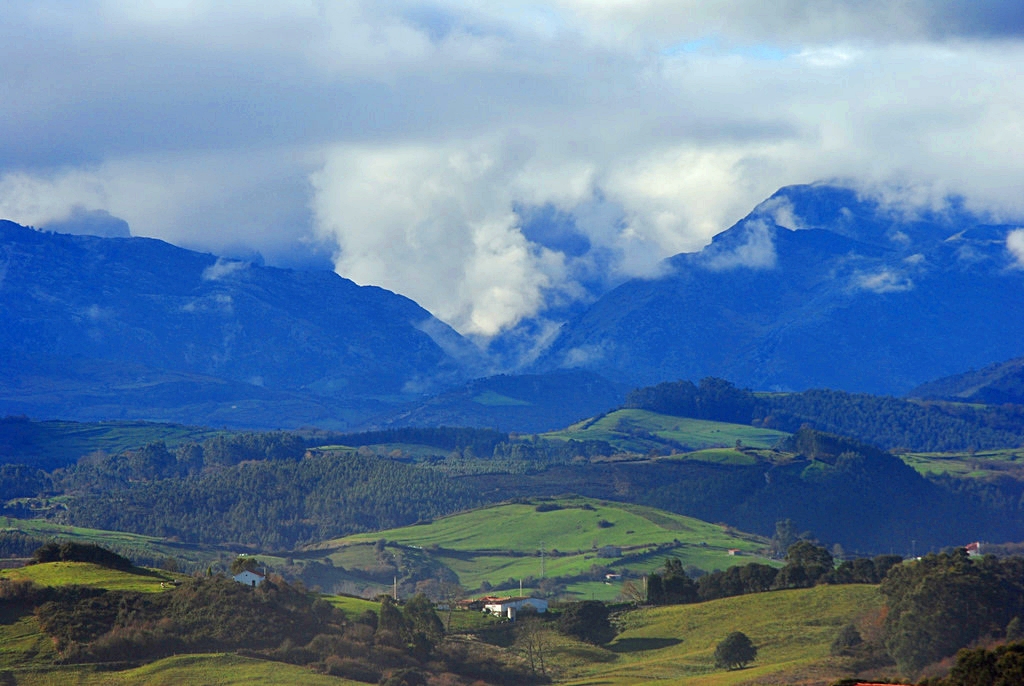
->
[334,497,765,553]
[562,584,887,685]
[544,409,789,452]
[2,653,357,685]
[900,448,1024,479]
[322,592,380,617]
[1,561,182,593]
[320,497,772,599]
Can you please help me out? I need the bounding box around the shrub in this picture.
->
[830,624,863,655]
[324,656,381,683]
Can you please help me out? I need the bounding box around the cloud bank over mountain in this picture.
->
[1,1,1023,335]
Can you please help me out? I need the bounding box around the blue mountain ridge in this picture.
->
[0,220,482,428]
[530,183,1024,395]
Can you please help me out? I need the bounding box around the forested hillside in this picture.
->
[60,449,484,549]
[625,378,1024,451]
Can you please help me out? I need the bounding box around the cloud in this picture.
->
[42,206,130,238]
[1008,229,1024,267]
[855,269,914,293]
[703,219,777,270]
[202,258,248,281]
[1,2,1024,338]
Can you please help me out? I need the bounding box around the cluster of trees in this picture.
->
[936,642,1024,685]
[60,432,306,489]
[624,377,756,424]
[624,378,1024,452]
[31,541,132,570]
[0,464,50,501]
[61,451,484,549]
[880,549,1024,676]
[646,543,903,606]
[0,531,46,558]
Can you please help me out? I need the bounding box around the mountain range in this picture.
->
[0,220,479,428]
[532,184,1024,395]
[3,182,1024,429]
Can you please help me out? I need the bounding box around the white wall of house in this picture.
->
[233,570,265,587]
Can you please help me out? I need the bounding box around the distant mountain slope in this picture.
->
[532,184,1024,395]
[908,356,1024,405]
[374,370,629,432]
[0,220,480,427]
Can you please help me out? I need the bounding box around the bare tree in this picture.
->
[515,614,550,677]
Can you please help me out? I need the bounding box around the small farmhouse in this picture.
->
[233,569,266,587]
[481,596,548,620]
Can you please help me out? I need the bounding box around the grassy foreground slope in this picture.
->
[566,584,886,685]
[1,653,357,685]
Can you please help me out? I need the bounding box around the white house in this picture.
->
[233,569,266,587]
[482,596,548,620]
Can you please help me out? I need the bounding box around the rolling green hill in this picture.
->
[318,497,773,601]
[543,409,790,453]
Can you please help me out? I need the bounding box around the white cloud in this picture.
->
[202,258,248,281]
[1,2,1024,337]
[855,269,914,293]
[1008,229,1024,267]
[703,219,777,270]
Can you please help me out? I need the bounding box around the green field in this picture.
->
[322,592,380,617]
[1,561,183,593]
[0,652,360,685]
[319,497,773,600]
[544,409,789,453]
[563,584,888,685]
[900,448,1024,479]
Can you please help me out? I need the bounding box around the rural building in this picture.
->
[965,541,982,556]
[728,548,741,556]
[481,596,548,620]
[233,569,266,587]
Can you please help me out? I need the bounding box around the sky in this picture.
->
[2,1,1024,340]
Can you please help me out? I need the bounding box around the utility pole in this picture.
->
[540,541,546,578]
[393,576,398,600]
